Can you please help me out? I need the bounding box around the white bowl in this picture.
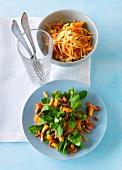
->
[38,9,98,67]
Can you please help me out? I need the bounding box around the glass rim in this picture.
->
[17,29,53,61]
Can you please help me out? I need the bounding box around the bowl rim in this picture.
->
[38,9,99,67]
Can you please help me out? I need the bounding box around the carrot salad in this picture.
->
[46,19,93,62]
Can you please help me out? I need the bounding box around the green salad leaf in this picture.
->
[41,98,50,104]
[58,140,68,155]
[68,119,76,129]
[40,115,53,124]
[52,110,65,118]
[51,91,63,99]
[28,125,43,133]
[79,114,86,120]
[67,87,76,98]
[41,105,53,113]
[71,101,81,110]
[79,90,87,100]
[68,89,87,111]
[50,122,63,137]
[69,94,80,104]
[68,130,82,146]
[55,124,63,137]
[50,122,58,130]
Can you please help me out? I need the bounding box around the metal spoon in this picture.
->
[11,20,33,58]
[11,19,44,82]
[21,12,36,59]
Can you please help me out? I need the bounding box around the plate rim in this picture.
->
[22,79,107,160]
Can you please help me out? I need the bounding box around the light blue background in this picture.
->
[0,0,122,170]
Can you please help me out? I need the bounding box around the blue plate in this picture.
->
[22,80,107,160]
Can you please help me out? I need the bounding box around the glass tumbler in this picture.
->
[18,29,53,85]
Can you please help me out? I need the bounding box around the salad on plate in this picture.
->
[28,87,100,155]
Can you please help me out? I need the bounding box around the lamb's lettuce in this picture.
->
[28,125,43,133]
[68,130,82,146]
[68,88,87,111]
[41,98,50,104]
[41,105,53,113]
[68,118,76,129]
[58,140,68,155]
[40,115,53,124]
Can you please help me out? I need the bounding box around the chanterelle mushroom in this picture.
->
[75,119,82,131]
[86,102,100,117]
[62,107,72,113]
[49,140,58,149]
[46,133,55,141]
[68,144,77,154]
[41,124,49,142]
[54,135,64,142]
[35,103,43,114]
